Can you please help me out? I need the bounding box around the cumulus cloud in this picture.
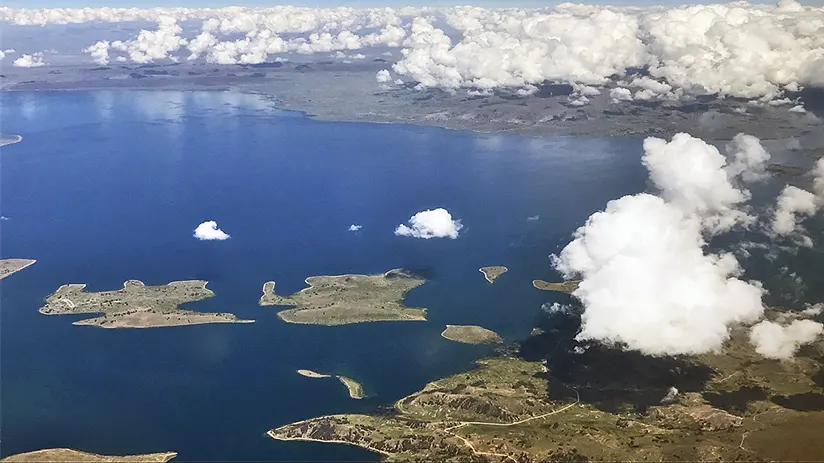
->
[348,224,362,232]
[770,158,824,244]
[552,133,769,356]
[12,52,45,67]
[376,69,392,83]
[642,133,768,234]
[770,186,819,243]
[193,220,230,240]
[749,319,823,360]
[83,40,110,65]
[395,208,462,239]
[801,304,823,317]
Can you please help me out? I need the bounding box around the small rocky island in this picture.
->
[441,325,503,344]
[1,449,177,462]
[532,279,580,294]
[39,280,254,328]
[296,370,364,399]
[260,268,427,325]
[269,309,824,462]
[0,259,36,280]
[479,266,508,284]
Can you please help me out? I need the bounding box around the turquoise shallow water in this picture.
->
[0,90,648,461]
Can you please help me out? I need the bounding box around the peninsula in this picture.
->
[269,310,824,462]
[39,280,254,328]
[295,370,364,399]
[1,449,177,462]
[479,266,508,284]
[441,325,502,344]
[532,279,580,294]
[260,268,427,325]
[0,259,36,280]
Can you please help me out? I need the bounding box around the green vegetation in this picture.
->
[39,280,254,328]
[260,268,427,325]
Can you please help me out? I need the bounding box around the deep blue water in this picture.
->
[0,90,647,461]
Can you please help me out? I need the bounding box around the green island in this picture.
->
[479,266,508,284]
[260,268,427,325]
[296,370,364,399]
[269,309,824,462]
[39,280,254,328]
[0,135,23,148]
[0,259,36,280]
[441,325,503,345]
[532,280,580,294]
[1,449,177,462]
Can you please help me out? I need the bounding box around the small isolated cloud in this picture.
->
[527,215,540,221]
[193,220,230,240]
[749,319,823,360]
[12,52,45,68]
[348,224,363,232]
[395,208,462,239]
[376,69,392,83]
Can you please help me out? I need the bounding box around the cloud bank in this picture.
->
[4,2,824,102]
[193,220,230,240]
[395,208,462,239]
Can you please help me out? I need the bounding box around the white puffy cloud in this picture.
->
[610,87,633,103]
[111,15,187,64]
[770,158,824,244]
[83,40,110,65]
[348,224,362,232]
[770,186,818,241]
[376,69,392,83]
[642,133,768,234]
[749,319,823,360]
[801,304,823,317]
[552,133,770,356]
[193,220,230,241]
[12,52,45,67]
[395,208,462,239]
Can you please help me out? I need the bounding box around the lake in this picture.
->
[0,90,648,461]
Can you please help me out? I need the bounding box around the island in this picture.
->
[297,369,331,378]
[338,376,365,399]
[269,310,824,462]
[441,325,503,345]
[260,268,428,325]
[295,370,364,399]
[0,259,36,280]
[39,280,254,328]
[479,266,508,284]
[1,449,177,462]
[532,279,580,294]
[0,135,22,147]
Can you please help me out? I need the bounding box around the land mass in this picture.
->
[0,259,36,280]
[296,370,364,399]
[298,369,331,378]
[269,310,824,462]
[0,135,22,147]
[532,279,580,294]
[441,325,503,345]
[1,449,177,462]
[260,268,427,325]
[39,280,254,328]
[338,376,365,399]
[479,266,508,284]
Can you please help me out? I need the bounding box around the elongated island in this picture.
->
[441,324,502,344]
[1,449,177,462]
[532,279,580,294]
[260,268,427,325]
[0,259,36,280]
[39,280,254,328]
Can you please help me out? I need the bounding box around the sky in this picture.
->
[1,0,807,8]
